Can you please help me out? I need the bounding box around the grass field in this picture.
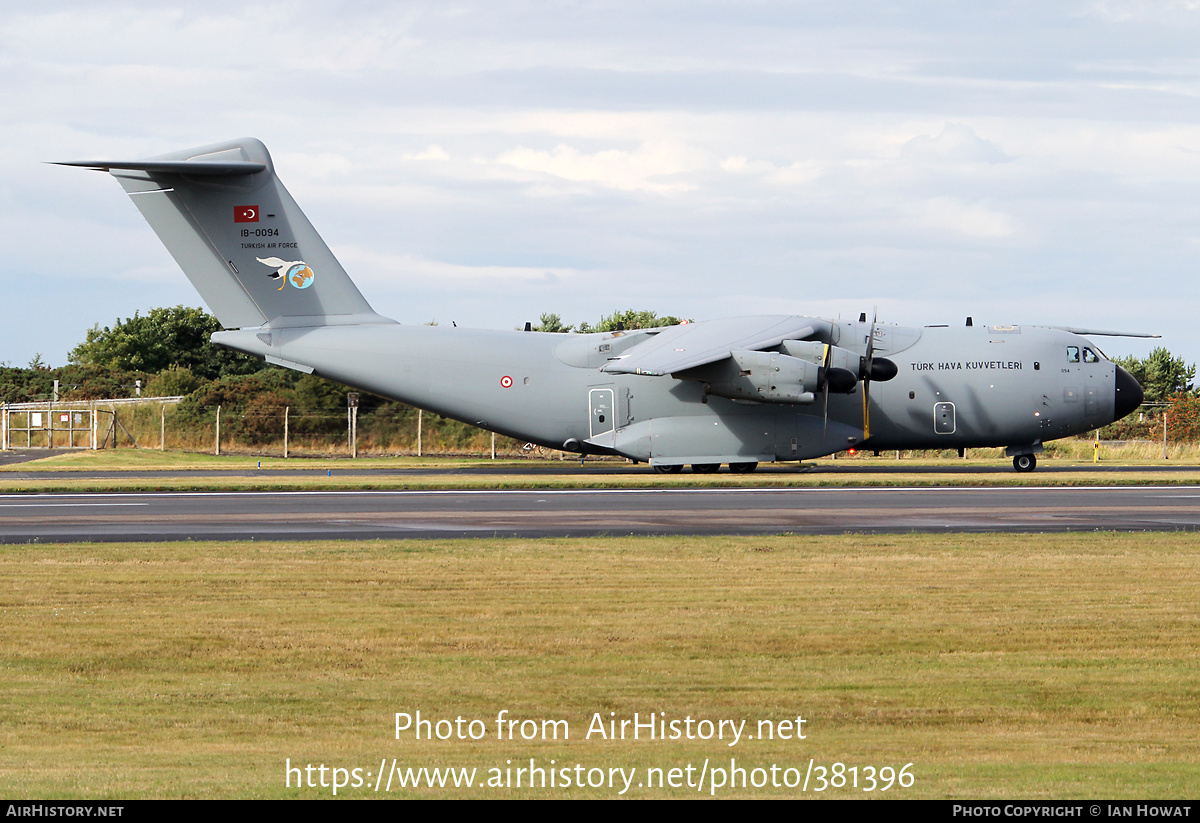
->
[2,533,1197,798]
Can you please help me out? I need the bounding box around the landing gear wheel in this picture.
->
[1013,454,1037,473]
[691,463,720,473]
[653,464,684,474]
[728,462,758,473]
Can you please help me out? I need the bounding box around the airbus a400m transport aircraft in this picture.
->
[60,138,1148,473]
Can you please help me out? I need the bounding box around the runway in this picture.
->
[4,485,1200,542]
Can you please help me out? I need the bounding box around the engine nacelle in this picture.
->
[780,339,864,384]
[679,340,892,404]
[702,349,821,404]
[780,339,894,388]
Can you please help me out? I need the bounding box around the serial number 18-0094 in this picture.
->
[240,228,280,238]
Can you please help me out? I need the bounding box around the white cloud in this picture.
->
[1084,0,1200,23]
[495,140,708,193]
[902,122,1013,165]
[338,247,580,290]
[912,197,1016,239]
[403,145,450,161]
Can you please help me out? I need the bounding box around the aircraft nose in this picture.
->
[1114,365,1144,421]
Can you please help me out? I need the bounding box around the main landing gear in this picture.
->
[651,462,760,474]
[1012,453,1037,473]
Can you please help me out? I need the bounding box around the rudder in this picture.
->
[58,138,388,330]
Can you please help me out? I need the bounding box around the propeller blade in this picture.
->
[862,380,870,440]
[861,310,877,440]
[823,380,830,437]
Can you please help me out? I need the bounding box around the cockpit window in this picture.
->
[1066,346,1080,363]
[1083,347,1099,364]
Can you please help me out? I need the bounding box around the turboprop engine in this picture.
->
[685,340,891,404]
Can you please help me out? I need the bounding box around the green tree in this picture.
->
[576,309,686,334]
[69,306,263,380]
[56,364,145,401]
[1114,347,1196,402]
[533,313,572,333]
[144,365,204,398]
[0,365,56,404]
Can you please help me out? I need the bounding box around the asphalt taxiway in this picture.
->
[4,485,1200,542]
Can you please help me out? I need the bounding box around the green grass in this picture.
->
[0,448,517,472]
[2,534,1197,798]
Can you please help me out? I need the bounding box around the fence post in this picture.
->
[161,403,166,451]
[417,409,422,457]
[284,406,289,459]
[216,405,221,456]
[1163,411,1169,460]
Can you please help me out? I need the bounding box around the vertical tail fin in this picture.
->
[56,138,391,329]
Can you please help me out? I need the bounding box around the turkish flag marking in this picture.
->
[234,205,259,223]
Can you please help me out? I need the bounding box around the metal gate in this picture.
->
[2,396,185,450]
[2,405,95,449]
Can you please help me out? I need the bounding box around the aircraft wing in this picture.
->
[601,315,816,376]
[1039,326,1160,339]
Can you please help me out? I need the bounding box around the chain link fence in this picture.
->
[2,397,545,458]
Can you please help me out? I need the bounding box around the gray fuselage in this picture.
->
[215,316,1136,465]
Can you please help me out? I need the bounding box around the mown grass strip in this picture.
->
[2,533,1197,798]
[4,449,1200,492]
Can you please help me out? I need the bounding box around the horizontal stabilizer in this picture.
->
[52,160,266,176]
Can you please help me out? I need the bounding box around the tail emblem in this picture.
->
[257,257,316,290]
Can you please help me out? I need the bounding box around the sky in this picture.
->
[2,1,1198,368]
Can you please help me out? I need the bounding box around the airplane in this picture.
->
[57,138,1150,473]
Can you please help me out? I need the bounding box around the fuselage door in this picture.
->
[934,402,956,434]
[590,388,615,439]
